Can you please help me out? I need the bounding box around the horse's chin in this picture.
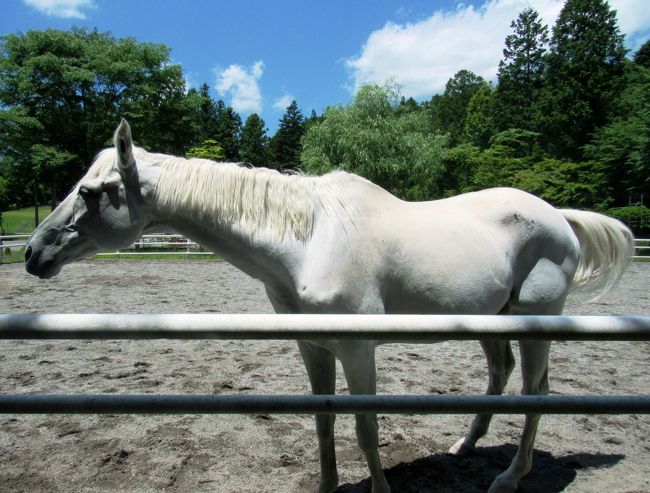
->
[25,257,63,279]
[37,264,63,279]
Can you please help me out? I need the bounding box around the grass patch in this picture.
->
[0,247,26,264]
[1,206,51,234]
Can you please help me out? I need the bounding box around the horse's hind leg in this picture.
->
[298,341,339,493]
[488,257,571,493]
[449,339,515,456]
[488,339,551,493]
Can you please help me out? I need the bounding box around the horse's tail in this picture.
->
[560,209,635,297]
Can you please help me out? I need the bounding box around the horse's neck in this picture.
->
[147,158,307,283]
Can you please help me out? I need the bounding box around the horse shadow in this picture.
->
[336,444,624,492]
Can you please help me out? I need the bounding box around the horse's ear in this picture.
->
[114,118,135,172]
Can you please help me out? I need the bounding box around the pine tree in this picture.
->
[540,0,626,159]
[271,100,305,170]
[214,104,242,161]
[241,113,269,166]
[495,8,549,132]
[197,82,219,140]
[634,40,650,69]
[431,70,487,145]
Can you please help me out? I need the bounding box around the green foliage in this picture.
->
[215,104,242,161]
[186,139,224,161]
[463,84,496,149]
[584,64,650,203]
[634,40,650,69]
[438,143,480,194]
[495,8,549,132]
[301,82,448,200]
[241,113,269,166]
[540,0,626,160]
[511,159,611,209]
[272,100,305,170]
[0,12,644,216]
[470,141,528,191]
[431,70,488,145]
[607,205,650,236]
[0,28,194,208]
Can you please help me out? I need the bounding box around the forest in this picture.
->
[1,0,649,235]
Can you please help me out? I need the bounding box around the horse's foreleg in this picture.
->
[488,340,551,493]
[340,344,391,493]
[450,339,515,456]
[298,341,338,493]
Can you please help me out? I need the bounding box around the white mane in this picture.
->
[150,152,358,242]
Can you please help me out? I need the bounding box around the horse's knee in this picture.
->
[522,366,549,395]
[491,352,515,388]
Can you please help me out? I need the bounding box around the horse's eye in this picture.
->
[79,186,99,198]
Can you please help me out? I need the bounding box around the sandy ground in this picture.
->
[0,259,649,493]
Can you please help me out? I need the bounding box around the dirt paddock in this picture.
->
[1,260,649,492]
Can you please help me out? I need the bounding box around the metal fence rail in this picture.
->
[1,314,650,415]
[2,394,650,415]
[1,313,650,341]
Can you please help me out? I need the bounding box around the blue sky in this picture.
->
[3,0,650,134]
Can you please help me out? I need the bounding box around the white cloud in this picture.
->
[23,0,95,19]
[273,94,294,111]
[610,0,650,50]
[346,0,648,99]
[214,60,264,114]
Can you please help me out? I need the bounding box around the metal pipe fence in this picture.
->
[1,313,650,415]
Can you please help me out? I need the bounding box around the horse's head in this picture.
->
[25,119,151,278]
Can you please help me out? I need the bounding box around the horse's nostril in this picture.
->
[25,245,33,262]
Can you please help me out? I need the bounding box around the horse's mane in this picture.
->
[147,150,359,242]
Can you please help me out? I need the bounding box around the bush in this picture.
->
[607,205,650,237]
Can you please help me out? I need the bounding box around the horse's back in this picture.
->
[372,188,579,314]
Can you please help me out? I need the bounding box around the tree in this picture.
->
[431,70,488,145]
[186,139,224,161]
[0,28,190,208]
[634,39,650,69]
[240,113,268,166]
[271,100,305,170]
[214,104,242,161]
[464,84,496,149]
[301,83,449,200]
[511,158,611,209]
[540,0,627,160]
[584,63,650,204]
[495,8,549,132]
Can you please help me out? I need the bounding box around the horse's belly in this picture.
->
[381,252,513,315]
[383,282,510,314]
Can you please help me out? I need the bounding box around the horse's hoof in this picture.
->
[371,479,391,493]
[487,474,518,493]
[448,437,475,456]
[316,477,339,493]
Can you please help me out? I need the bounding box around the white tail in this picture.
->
[561,209,635,297]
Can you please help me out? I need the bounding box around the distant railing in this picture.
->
[94,234,214,256]
[634,238,650,260]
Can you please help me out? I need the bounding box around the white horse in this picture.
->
[25,120,634,493]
